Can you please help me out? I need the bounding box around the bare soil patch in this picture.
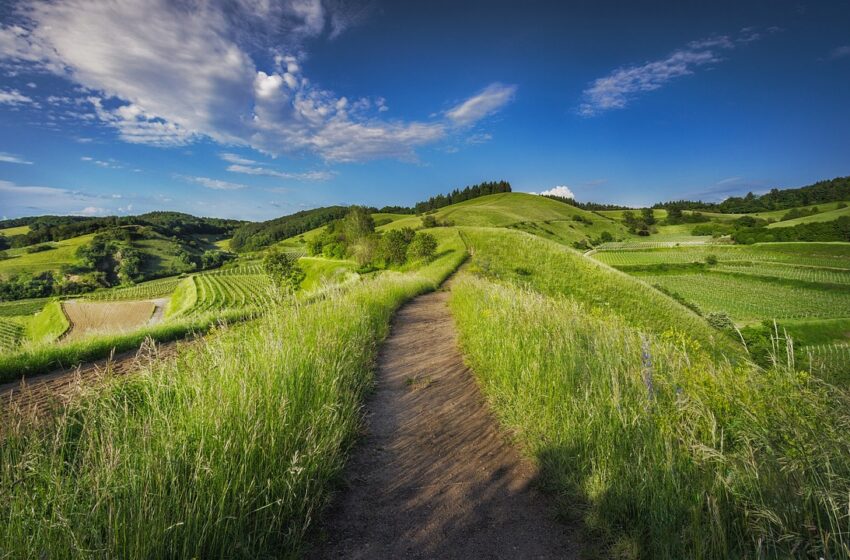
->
[308,287,580,559]
[62,299,162,341]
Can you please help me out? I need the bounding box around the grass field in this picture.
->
[0,231,467,558]
[450,271,850,558]
[0,225,30,237]
[766,203,850,228]
[0,233,94,277]
[299,257,358,291]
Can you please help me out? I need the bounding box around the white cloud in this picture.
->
[0,179,118,215]
[0,88,33,105]
[578,30,770,117]
[80,155,122,169]
[446,83,517,126]
[0,1,513,162]
[219,152,258,165]
[0,151,32,164]
[77,206,107,216]
[227,164,333,181]
[179,175,249,190]
[532,185,576,199]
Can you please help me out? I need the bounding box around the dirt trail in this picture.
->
[309,286,580,559]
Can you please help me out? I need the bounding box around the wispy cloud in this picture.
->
[0,151,32,164]
[830,45,850,60]
[578,28,777,117]
[446,83,517,126]
[219,152,258,165]
[81,155,122,169]
[178,175,249,190]
[0,88,34,105]
[226,164,333,181]
[0,1,514,162]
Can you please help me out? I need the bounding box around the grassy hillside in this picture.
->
[381,193,631,246]
[0,233,95,277]
[766,203,850,228]
[0,225,30,237]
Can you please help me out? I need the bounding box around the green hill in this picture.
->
[381,192,631,246]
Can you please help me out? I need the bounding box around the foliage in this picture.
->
[407,232,438,261]
[733,216,850,243]
[229,206,347,252]
[263,249,305,291]
[379,227,416,265]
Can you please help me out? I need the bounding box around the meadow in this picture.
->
[451,227,850,558]
[0,230,466,558]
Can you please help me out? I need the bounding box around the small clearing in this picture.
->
[309,286,579,559]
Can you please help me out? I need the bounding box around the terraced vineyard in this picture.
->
[0,298,47,317]
[183,273,273,315]
[0,319,24,352]
[86,277,181,301]
[804,343,850,381]
[642,272,850,321]
[594,243,850,269]
[717,262,850,285]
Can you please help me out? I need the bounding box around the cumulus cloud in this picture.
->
[0,151,32,164]
[446,83,517,126]
[578,29,775,117]
[0,0,513,162]
[532,185,576,199]
[178,175,249,190]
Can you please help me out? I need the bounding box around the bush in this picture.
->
[380,228,415,266]
[705,254,718,265]
[407,232,438,261]
[263,249,305,291]
[421,215,438,228]
[705,310,734,331]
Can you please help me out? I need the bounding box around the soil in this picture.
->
[308,285,580,559]
[62,299,162,342]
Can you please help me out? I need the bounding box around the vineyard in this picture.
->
[594,243,850,269]
[0,319,24,352]
[717,262,850,285]
[0,298,47,317]
[86,277,181,301]
[642,272,850,321]
[805,343,850,382]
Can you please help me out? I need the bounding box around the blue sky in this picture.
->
[0,0,848,220]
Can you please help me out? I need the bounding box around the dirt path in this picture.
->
[308,286,580,559]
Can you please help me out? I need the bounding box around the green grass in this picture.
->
[299,257,358,291]
[459,228,736,356]
[0,231,466,558]
[716,261,850,285]
[381,193,630,242]
[0,225,30,236]
[450,271,850,559]
[164,277,197,318]
[766,203,850,228]
[0,233,94,277]
[25,300,69,344]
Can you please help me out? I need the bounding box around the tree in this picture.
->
[407,232,437,261]
[263,249,305,291]
[380,228,413,265]
[341,206,375,244]
[421,215,438,228]
[641,208,656,226]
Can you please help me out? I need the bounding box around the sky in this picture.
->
[0,0,848,220]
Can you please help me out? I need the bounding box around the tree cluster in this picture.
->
[229,206,348,252]
[413,181,511,214]
[732,216,850,244]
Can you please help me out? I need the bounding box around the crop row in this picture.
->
[804,343,850,379]
[0,298,47,317]
[594,244,850,269]
[87,277,181,301]
[188,274,273,315]
[595,239,720,251]
[717,263,850,285]
[200,263,265,276]
[0,319,24,352]
[644,273,850,321]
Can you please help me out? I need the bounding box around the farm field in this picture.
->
[0,225,30,236]
[62,300,158,341]
[85,276,181,301]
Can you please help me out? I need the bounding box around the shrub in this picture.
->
[705,310,734,331]
[407,232,438,261]
[705,254,718,265]
[263,249,305,291]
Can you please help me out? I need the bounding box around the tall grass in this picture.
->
[0,233,465,558]
[450,272,850,558]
